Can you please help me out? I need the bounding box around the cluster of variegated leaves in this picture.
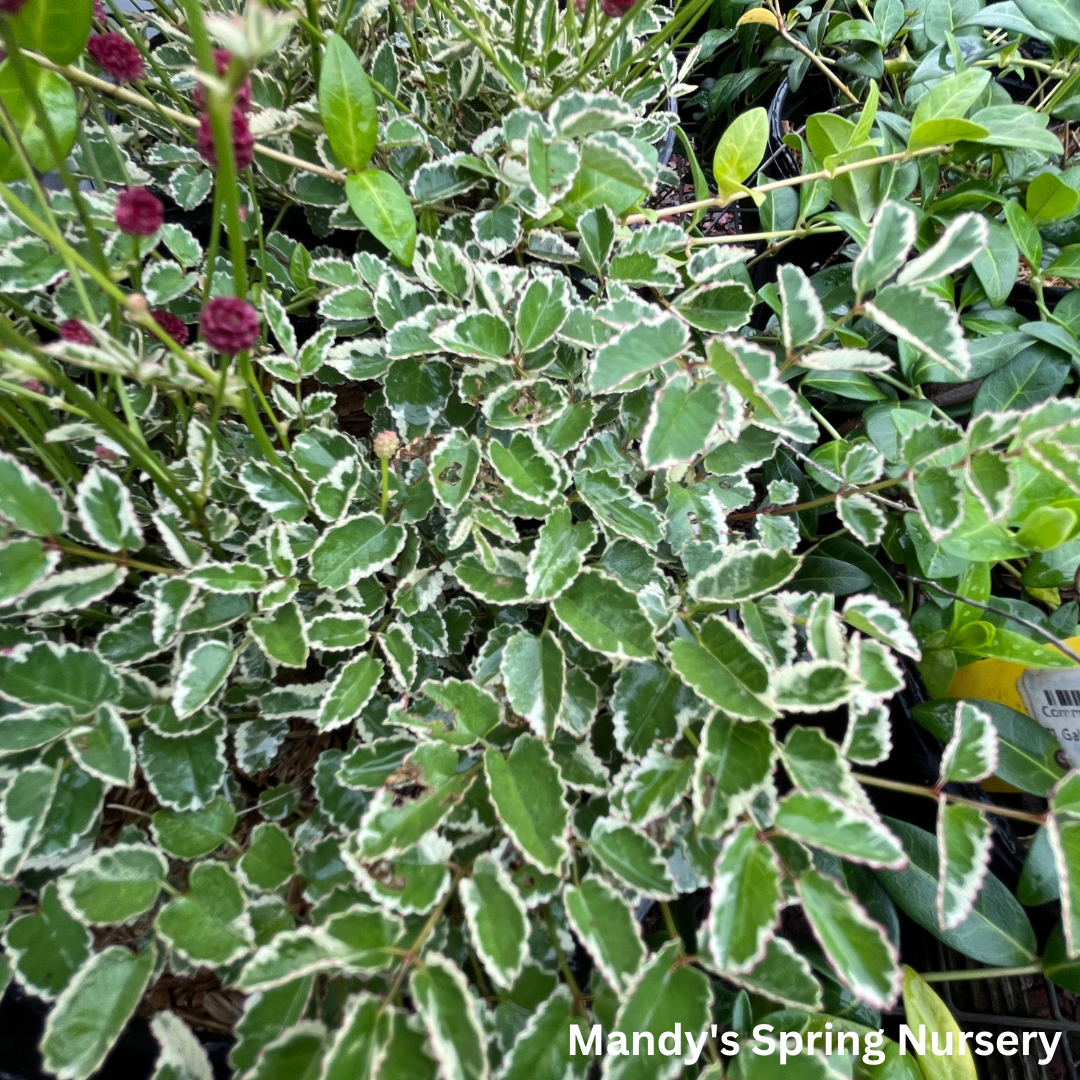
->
[3,153,1080,1080]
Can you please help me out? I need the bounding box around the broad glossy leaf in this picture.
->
[501,630,564,740]
[346,170,417,267]
[712,108,768,200]
[41,944,156,1080]
[669,616,775,719]
[0,60,77,183]
[485,736,569,873]
[460,854,527,990]
[309,514,407,590]
[156,862,254,965]
[589,817,675,899]
[552,570,656,660]
[775,791,906,868]
[709,824,781,974]
[564,875,644,995]
[11,0,92,65]
[901,966,978,1080]
[798,869,899,1007]
[58,844,167,926]
[693,712,775,836]
[912,697,1063,796]
[875,817,1037,965]
[410,954,488,1080]
[319,33,377,171]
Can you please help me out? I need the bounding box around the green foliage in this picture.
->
[1,0,1080,1073]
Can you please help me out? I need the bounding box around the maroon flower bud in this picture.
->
[115,187,163,237]
[92,0,107,24]
[59,319,95,346]
[600,0,634,14]
[21,379,46,394]
[94,444,119,461]
[151,310,189,346]
[86,32,145,83]
[197,107,255,171]
[0,0,30,15]
[200,296,259,354]
[194,49,252,113]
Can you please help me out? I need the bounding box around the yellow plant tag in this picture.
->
[946,636,1080,768]
[736,8,780,29]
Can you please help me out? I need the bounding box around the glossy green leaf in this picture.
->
[484,736,569,873]
[58,844,167,926]
[41,944,156,1080]
[11,0,92,65]
[460,854,527,990]
[319,33,377,171]
[346,170,417,267]
[564,875,644,995]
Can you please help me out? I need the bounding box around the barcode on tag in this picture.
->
[1018,668,1080,767]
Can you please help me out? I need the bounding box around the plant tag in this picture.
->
[1018,667,1080,767]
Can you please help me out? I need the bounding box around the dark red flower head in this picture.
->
[86,32,145,83]
[197,107,255,171]
[194,49,252,113]
[115,187,163,237]
[59,319,95,346]
[200,297,258,354]
[151,310,189,346]
[92,0,107,24]
[0,0,30,15]
[600,0,634,14]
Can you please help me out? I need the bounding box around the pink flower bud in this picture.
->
[197,107,255,171]
[200,296,259,354]
[86,32,145,83]
[22,379,46,394]
[151,310,189,346]
[193,49,252,113]
[59,319,95,346]
[115,187,163,237]
[373,431,400,460]
[95,444,119,461]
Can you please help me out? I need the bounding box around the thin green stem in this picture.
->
[920,965,1042,983]
[851,772,1046,825]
